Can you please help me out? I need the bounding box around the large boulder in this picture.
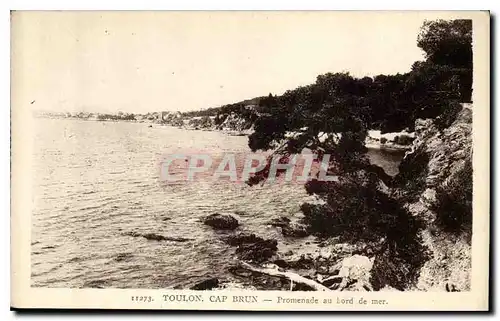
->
[203,213,239,230]
[236,239,278,263]
[322,255,373,291]
[223,232,277,264]
[190,278,219,290]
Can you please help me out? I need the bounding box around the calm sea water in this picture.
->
[31,118,403,288]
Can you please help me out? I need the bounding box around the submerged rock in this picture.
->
[123,231,191,242]
[203,213,239,230]
[114,252,134,262]
[190,278,219,290]
[142,233,191,242]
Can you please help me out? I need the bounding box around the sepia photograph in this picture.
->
[10,10,490,311]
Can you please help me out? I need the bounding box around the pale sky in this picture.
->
[12,11,431,114]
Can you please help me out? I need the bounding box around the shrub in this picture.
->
[431,158,472,237]
[393,134,414,145]
[380,137,388,144]
[301,177,429,290]
[435,101,463,130]
[394,151,430,202]
[370,237,430,291]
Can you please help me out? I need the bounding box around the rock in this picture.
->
[144,234,191,242]
[339,255,373,280]
[124,231,191,242]
[268,216,309,238]
[322,276,343,288]
[224,232,278,264]
[316,265,329,275]
[142,233,168,241]
[328,267,340,276]
[228,265,290,291]
[228,266,253,278]
[292,283,315,291]
[273,259,289,268]
[268,216,291,227]
[287,255,314,270]
[190,278,219,290]
[399,107,473,291]
[325,255,374,291]
[236,239,278,263]
[203,213,239,230]
[281,223,309,237]
[224,233,264,246]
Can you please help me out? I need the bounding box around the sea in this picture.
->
[31,118,404,288]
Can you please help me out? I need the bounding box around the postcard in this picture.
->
[10,10,490,311]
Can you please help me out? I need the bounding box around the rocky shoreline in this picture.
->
[181,212,378,291]
[187,105,472,292]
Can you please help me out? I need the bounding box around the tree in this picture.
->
[417,19,472,68]
[417,19,472,102]
[247,72,428,290]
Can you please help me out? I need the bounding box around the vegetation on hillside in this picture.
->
[186,20,472,136]
[244,19,473,290]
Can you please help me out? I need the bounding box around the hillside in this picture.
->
[399,105,473,291]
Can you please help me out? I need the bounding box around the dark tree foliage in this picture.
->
[393,151,430,203]
[431,159,473,238]
[417,19,473,102]
[434,101,465,131]
[245,71,430,290]
[417,19,472,68]
[188,20,472,135]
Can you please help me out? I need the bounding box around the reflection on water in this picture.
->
[366,148,405,176]
[31,118,403,288]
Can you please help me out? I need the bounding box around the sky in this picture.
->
[12,11,431,114]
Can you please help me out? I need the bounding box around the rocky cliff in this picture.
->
[215,112,254,132]
[395,105,473,291]
[177,112,255,134]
